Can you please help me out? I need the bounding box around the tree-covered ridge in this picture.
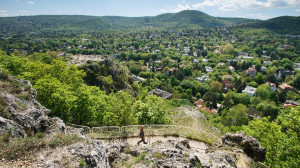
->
[0,10,256,34]
[241,16,300,35]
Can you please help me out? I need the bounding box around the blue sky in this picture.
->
[0,0,299,20]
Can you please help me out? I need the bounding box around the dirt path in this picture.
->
[101,136,207,152]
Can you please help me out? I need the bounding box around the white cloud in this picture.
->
[160,3,193,13]
[295,9,300,12]
[192,0,300,12]
[247,13,271,20]
[0,10,7,13]
[20,10,30,13]
[27,1,35,5]
[0,13,9,17]
[160,0,300,14]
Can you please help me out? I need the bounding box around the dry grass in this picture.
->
[0,133,82,160]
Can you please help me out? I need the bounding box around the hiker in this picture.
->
[137,125,147,145]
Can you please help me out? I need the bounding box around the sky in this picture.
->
[0,0,299,20]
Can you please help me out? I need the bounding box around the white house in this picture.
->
[196,75,209,83]
[205,66,213,73]
[242,86,257,98]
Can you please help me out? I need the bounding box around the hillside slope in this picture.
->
[244,16,300,34]
[0,10,256,34]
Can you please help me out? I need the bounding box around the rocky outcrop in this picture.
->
[69,140,110,168]
[0,75,65,138]
[0,116,25,138]
[79,58,133,94]
[222,131,266,162]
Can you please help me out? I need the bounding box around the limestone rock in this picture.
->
[0,116,25,138]
[222,131,266,162]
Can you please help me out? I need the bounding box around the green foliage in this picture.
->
[242,107,300,168]
[222,104,248,126]
[255,84,270,100]
[0,51,172,127]
[169,99,193,107]
[0,11,256,35]
[133,96,172,125]
[246,16,300,35]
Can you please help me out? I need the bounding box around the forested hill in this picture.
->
[242,16,300,35]
[0,10,255,34]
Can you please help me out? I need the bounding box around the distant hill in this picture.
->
[3,10,297,35]
[244,16,300,34]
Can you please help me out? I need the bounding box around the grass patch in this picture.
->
[79,158,86,168]
[0,94,10,118]
[126,152,146,168]
[195,160,203,168]
[0,70,9,80]
[15,100,28,111]
[124,145,131,154]
[18,93,31,100]
[186,134,213,145]
[163,132,179,137]
[0,133,82,160]
[152,152,165,160]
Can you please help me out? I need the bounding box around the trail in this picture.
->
[101,136,208,153]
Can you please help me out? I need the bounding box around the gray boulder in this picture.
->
[222,131,266,162]
[69,140,109,168]
[0,116,25,138]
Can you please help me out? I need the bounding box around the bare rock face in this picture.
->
[0,76,65,138]
[69,140,110,168]
[222,131,266,162]
[0,116,25,138]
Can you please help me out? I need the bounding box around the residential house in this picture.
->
[196,75,209,83]
[222,80,234,91]
[148,88,173,100]
[179,64,185,68]
[284,100,299,107]
[294,63,300,71]
[278,83,293,92]
[183,47,190,55]
[205,66,213,73]
[57,52,65,56]
[167,67,176,76]
[228,66,235,72]
[242,86,257,98]
[247,68,257,78]
[238,55,254,59]
[202,59,208,64]
[263,61,272,66]
[277,70,295,79]
[227,59,237,65]
[223,75,234,81]
[132,76,146,83]
[153,49,160,53]
[238,52,249,56]
[193,51,198,57]
[194,99,217,115]
[218,62,225,67]
[265,82,276,92]
[261,55,271,60]
[260,66,268,72]
[193,59,199,64]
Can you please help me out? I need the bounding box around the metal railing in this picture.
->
[68,124,269,167]
[83,124,222,144]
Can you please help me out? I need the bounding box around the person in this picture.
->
[137,125,147,145]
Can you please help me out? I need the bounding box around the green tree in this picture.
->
[222,104,248,126]
[255,84,270,100]
[210,81,222,92]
